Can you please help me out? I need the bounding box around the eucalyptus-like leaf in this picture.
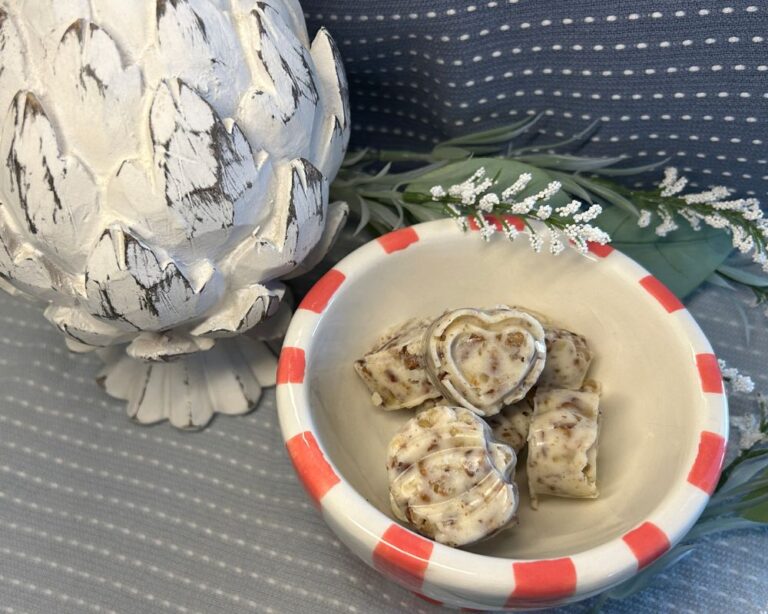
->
[342,148,370,167]
[548,170,595,204]
[685,516,763,540]
[716,264,768,288]
[707,272,737,291]
[507,120,599,156]
[597,205,733,298]
[714,447,768,496]
[439,114,542,147]
[515,153,628,172]
[433,144,498,160]
[353,197,371,235]
[573,176,640,216]
[742,475,768,522]
[402,202,445,223]
[590,159,669,177]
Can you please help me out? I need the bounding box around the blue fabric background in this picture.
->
[304,0,767,197]
[0,2,766,614]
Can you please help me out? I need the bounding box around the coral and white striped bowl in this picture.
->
[276,218,728,610]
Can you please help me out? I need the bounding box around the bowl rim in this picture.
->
[276,218,728,609]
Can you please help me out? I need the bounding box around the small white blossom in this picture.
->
[480,224,496,241]
[655,218,679,237]
[501,173,532,199]
[549,234,565,255]
[682,185,730,205]
[478,193,500,212]
[529,232,544,252]
[460,187,478,205]
[430,185,446,199]
[536,205,552,220]
[719,358,756,394]
[573,204,602,223]
[637,209,652,228]
[511,200,534,215]
[660,167,678,190]
[661,176,688,197]
[505,225,519,240]
[556,200,581,216]
[730,413,768,451]
[446,203,461,216]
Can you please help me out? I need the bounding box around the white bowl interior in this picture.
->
[306,230,708,559]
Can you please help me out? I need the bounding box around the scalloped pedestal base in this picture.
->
[96,336,278,430]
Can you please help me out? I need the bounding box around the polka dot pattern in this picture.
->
[304,0,768,196]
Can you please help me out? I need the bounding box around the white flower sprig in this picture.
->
[719,358,756,394]
[719,358,765,452]
[425,167,611,255]
[730,400,768,451]
[640,167,768,273]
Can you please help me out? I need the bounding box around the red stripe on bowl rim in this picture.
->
[276,347,305,385]
[688,431,727,494]
[639,275,684,313]
[378,227,420,253]
[467,214,525,232]
[696,353,724,394]
[507,558,577,603]
[298,269,346,313]
[622,522,671,569]
[285,431,340,506]
[587,242,614,258]
[373,524,434,591]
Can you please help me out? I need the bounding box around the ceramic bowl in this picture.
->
[276,218,728,610]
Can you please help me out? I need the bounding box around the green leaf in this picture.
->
[739,465,768,522]
[572,176,640,216]
[405,157,570,208]
[514,153,628,172]
[439,115,542,147]
[717,264,768,288]
[596,206,733,298]
[430,145,474,161]
[591,159,669,176]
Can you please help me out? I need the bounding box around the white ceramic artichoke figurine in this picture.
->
[0,0,350,428]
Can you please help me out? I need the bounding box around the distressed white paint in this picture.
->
[0,0,350,428]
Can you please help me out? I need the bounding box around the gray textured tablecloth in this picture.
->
[0,278,766,614]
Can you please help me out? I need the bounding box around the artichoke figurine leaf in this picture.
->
[85,227,220,332]
[232,158,327,283]
[156,0,250,120]
[150,79,268,250]
[0,9,28,122]
[190,282,285,338]
[1,92,101,270]
[0,209,63,301]
[237,1,318,159]
[309,28,351,179]
[52,19,144,174]
[45,304,132,348]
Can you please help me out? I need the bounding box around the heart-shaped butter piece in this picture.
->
[425,308,546,416]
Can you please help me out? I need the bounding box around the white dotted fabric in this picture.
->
[302,0,768,197]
